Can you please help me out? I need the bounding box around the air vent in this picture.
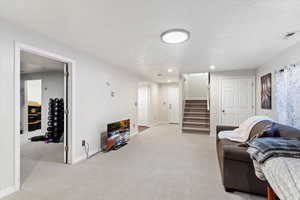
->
[284,31,298,39]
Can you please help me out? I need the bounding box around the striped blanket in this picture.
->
[247,138,300,164]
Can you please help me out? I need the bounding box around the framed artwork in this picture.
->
[261,73,272,109]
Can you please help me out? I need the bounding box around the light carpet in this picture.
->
[4,124,264,200]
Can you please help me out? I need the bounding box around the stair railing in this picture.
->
[207,86,210,112]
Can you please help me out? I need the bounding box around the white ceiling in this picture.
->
[2,0,300,82]
[21,51,64,74]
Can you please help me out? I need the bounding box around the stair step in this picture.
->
[183,123,209,128]
[182,127,210,133]
[184,111,209,114]
[184,107,208,112]
[185,106,207,109]
[185,103,207,106]
[183,118,210,123]
[183,116,210,120]
[183,121,209,126]
[184,112,209,117]
[185,100,207,103]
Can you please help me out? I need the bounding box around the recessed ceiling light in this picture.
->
[168,69,173,73]
[161,29,190,44]
[210,65,216,70]
[167,80,171,83]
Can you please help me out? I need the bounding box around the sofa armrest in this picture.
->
[216,125,238,135]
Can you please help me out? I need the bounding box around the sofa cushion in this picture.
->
[219,139,252,163]
[277,124,300,139]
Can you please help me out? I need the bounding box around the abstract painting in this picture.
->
[261,73,272,109]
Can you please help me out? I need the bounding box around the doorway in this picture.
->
[21,79,42,142]
[168,86,180,124]
[14,43,75,189]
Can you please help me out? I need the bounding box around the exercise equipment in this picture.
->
[45,98,64,143]
[28,102,41,132]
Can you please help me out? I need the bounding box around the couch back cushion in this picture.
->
[277,123,300,139]
[249,120,300,140]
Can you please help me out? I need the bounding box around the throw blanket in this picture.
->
[247,138,300,164]
[262,157,300,200]
[218,116,272,142]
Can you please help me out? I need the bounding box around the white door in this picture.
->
[221,78,254,126]
[168,86,180,123]
[138,86,150,126]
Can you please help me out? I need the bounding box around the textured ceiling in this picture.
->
[1,0,300,82]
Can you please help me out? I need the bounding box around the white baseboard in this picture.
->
[156,121,169,124]
[130,131,139,137]
[73,149,100,164]
[0,185,18,199]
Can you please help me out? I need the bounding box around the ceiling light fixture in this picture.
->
[168,69,173,73]
[210,65,216,70]
[161,29,190,44]
[167,80,171,83]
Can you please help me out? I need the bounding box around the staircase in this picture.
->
[182,99,210,134]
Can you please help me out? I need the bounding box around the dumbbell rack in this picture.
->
[45,98,64,143]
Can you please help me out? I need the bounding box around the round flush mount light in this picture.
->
[168,68,173,73]
[161,29,190,44]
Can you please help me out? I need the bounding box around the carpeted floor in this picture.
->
[4,124,264,200]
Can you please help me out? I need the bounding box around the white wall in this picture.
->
[256,41,300,120]
[26,80,42,104]
[185,73,208,99]
[210,70,256,136]
[0,19,141,194]
[21,72,64,134]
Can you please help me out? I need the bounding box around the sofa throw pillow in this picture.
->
[259,123,280,138]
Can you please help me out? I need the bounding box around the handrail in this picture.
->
[207,85,210,112]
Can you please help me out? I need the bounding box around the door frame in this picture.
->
[218,76,255,125]
[14,42,76,190]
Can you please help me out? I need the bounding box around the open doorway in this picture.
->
[20,51,66,183]
[14,43,75,189]
[21,79,42,142]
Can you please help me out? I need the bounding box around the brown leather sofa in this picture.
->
[216,120,300,196]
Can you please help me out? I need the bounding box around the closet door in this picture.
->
[168,86,180,124]
[220,78,254,126]
[137,86,150,126]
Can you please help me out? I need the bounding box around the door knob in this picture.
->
[222,110,225,113]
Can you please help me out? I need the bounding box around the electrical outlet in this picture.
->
[82,140,86,146]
